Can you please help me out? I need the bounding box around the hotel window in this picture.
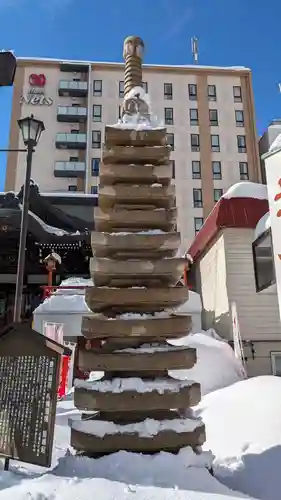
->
[211,134,220,152]
[193,188,203,208]
[192,160,201,179]
[188,84,197,100]
[191,134,200,152]
[142,81,148,92]
[92,130,101,149]
[167,133,174,150]
[91,186,98,194]
[233,85,242,102]
[209,109,218,126]
[212,161,222,180]
[119,81,124,98]
[239,161,249,180]
[164,83,173,100]
[208,85,217,101]
[237,135,247,153]
[93,80,102,96]
[235,110,244,127]
[214,188,223,202]
[194,217,204,234]
[93,104,102,122]
[68,185,77,192]
[271,353,281,376]
[253,230,275,292]
[91,158,100,176]
[165,107,174,125]
[171,160,175,178]
[190,108,199,126]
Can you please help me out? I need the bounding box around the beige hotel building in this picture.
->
[5,57,261,249]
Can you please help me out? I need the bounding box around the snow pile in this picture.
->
[254,212,271,240]
[222,182,268,200]
[168,329,245,395]
[34,277,92,314]
[196,375,281,500]
[113,85,164,129]
[268,133,281,153]
[0,452,253,500]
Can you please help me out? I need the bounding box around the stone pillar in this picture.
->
[123,36,144,97]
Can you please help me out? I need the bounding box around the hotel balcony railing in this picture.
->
[58,80,88,97]
[54,161,86,178]
[57,106,87,122]
[55,133,87,150]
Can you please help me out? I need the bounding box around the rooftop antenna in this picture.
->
[191,37,199,65]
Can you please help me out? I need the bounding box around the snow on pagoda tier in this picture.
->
[69,68,204,454]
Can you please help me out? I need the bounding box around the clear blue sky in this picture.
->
[0,0,280,190]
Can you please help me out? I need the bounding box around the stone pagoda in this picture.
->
[70,36,205,456]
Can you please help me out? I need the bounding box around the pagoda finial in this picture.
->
[123,36,144,97]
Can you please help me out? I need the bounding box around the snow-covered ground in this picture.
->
[197,376,281,500]
[0,389,254,500]
[1,376,281,499]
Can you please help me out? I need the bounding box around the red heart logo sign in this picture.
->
[29,73,46,87]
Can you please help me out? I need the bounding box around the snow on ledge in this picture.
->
[74,376,196,394]
[222,182,268,200]
[254,211,271,240]
[70,415,202,438]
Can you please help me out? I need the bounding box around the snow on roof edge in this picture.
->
[222,182,268,200]
[16,56,251,72]
[254,212,271,240]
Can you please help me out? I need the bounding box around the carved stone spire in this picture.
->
[123,36,144,96]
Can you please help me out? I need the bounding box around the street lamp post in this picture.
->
[13,114,45,323]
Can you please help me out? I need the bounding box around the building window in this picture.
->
[253,230,275,292]
[271,352,281,376]
[235,110,244,127]
[212,161,222,180]
[92,130,101,149]
[237,135,247,153]
[166,133,174,150]
[190,108,199,126]
[68,185,77,192]
[70,129,79,134]
[118,105,122,119]
[233,85,242,102]
[119,81,124,98]
[171,160,175,178]
[208,85,217,101]
[93,80,102,96]
[164,107,174,125]
[93,104,102,122]
[164,83,173,100]
[192,160,201,179]
[91,186,98,194]
[142,81,148,93]
[91,158,100,176]
[209,109,218,126]
[239,161,249,180]
[193,188,203,208]
[191,134,200,152]
[188,84,197,100]
[194,217,204,234]
[211,134,220,152]
[214,188,223,202]
[69,156,78,162]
